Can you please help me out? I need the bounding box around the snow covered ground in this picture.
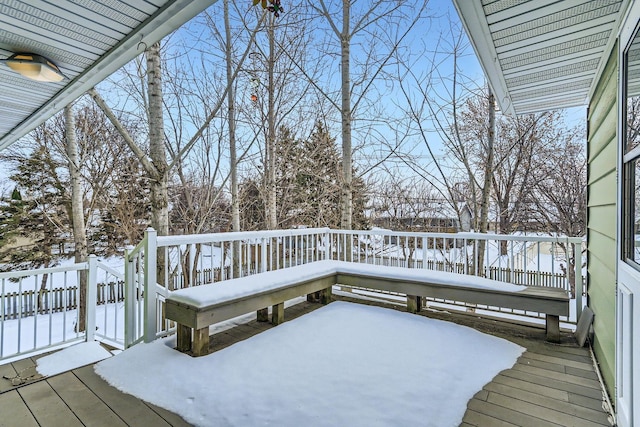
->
[95,302,524,427]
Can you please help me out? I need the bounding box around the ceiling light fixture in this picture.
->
[0,53,67,82]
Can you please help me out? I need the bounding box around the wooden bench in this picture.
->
[164,260,570,356]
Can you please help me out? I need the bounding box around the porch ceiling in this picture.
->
[453,0,627,115]
[0,0,218,151]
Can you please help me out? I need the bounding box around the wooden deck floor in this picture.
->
[0,297,614,427]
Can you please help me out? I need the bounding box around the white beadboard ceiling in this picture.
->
[453,0,627,115]
[0,0,218,151]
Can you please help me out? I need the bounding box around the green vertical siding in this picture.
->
[587,43,618,398]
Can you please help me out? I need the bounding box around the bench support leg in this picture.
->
[320,286,332,304]
[272,302,284,325]
[193,327,210,356]
[307,291,321,302]
[546,314,560,343]
[176,324,192,353]
[257,308,269,322]
[406,295,421,314]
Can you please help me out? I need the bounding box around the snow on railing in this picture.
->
[129,228,584,344]
[0,255,125,364]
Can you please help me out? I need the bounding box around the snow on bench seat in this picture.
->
[168,261,339,309]
[165,260,569,356]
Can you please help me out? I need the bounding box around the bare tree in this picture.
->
[307,0,428,230]
[531,130,586,296]
[89,13,265,240]
[390,18,478,232]
[225,0,241,235]
[64,104,89,332]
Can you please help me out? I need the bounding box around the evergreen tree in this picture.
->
[0,187,25,251]
[97,155,150,254]
[297,121,368,229]
[238,122,369,230]
[0,143,70,273]
[239,178,265,230]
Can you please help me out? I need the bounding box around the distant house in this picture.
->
[371,201,472,233]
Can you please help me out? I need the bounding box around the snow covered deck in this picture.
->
[0,298,611,427]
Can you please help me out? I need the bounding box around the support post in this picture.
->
[192,327,210,356]
[574,240,583,320]
[257,238,269,321]
[320,286,332,304]
[85,255,98,343]
[272,302,284,325]
[124,245,135,348]
[261,238,268,273]
[144,228,158,343]
[406,295,421,314]
[325,230,331,260]
[546,314,560,343]
[176,324,192,353]
[257,308,269,322]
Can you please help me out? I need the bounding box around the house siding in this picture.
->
[587,42,618,398]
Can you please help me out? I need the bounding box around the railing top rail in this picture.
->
[0,262,89,280]
[331,228,584,243]
[125,237,148,262]
[453,232,584,244]
[96,262,125,280]
[156,227,331,247]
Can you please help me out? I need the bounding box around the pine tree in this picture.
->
[0,144,70,271]
[0,187,25,252]
[293,121,369,229]
[239,122,369,230]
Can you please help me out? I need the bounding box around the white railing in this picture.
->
[1,229,584,361]
[123,227,332,346]
[0,255,126,364]
[127,228,584,344]
[329,229,583,325]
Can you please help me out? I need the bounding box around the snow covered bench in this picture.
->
[165,260,569,356]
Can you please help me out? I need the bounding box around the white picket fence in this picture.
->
[0,228,584,362]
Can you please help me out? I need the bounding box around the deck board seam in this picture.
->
[70,369,131,426]
[14,388,40,427]
[43,377,85,426]
[483,382,612,425]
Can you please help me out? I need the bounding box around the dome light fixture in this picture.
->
[0,53,67,82]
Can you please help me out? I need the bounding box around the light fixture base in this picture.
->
[0,53,67,82]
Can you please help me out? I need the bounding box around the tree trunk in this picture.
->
[65,104,89,332]
[266,14,277,231]
[147,42,169,236]
[225,0,241,278]
[226,0,240,236]
[340,0,353,231]
[147,42,169,290]
[499,209,509,255]
[476,87,495,276]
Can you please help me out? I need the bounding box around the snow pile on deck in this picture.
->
[37,341,112,376]
[95,302,524,427]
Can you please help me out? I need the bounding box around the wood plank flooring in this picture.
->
[0,297,614,427]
